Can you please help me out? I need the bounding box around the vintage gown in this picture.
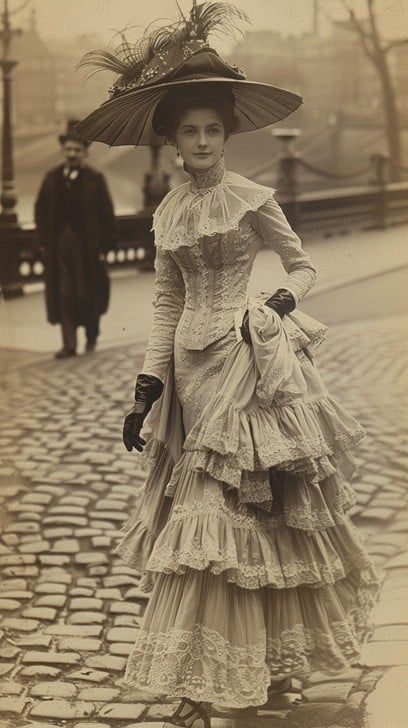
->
[115,158,379,709]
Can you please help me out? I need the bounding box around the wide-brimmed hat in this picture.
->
[59,119,90,147]
[76,2,302,147]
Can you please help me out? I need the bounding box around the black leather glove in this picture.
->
[264,288,296,318]
[123,374,164,452]
[240,289,296,345]
[240,309,251,344]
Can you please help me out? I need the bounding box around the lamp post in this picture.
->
[0,0,25,298]
[0,0,21,225]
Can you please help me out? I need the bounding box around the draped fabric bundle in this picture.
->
[115,305,379,708]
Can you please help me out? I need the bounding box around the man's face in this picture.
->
[62,140,87,168]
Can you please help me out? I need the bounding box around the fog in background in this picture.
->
[34,0,408,42]
[3,0,408,223]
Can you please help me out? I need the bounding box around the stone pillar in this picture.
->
[271,128,301,230]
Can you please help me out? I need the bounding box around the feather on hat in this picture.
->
[76,1,303,147]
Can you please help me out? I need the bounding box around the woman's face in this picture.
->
[175,107,225,171]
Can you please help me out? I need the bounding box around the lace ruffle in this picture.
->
[115,431,361,583]
[113,439,174,573]
[119,569,378,708]
[266,619,365,678]
[119,624,270,709]
[184,392,364,489]
[277,309,328,354]
[137,488,375,590]
[152,171,273,250]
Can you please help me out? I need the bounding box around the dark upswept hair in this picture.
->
[152,85,239,142]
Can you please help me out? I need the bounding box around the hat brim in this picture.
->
[76,78,302,147]
[59,133,91,148]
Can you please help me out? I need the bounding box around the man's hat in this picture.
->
[58,120,91,147]
[76,2,303,147]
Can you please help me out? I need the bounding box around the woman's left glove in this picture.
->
[240,288,296,345]
[123,373,164,452]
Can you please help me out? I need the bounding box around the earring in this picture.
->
[176,147,181,158]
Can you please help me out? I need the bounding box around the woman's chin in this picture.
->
[186,156,216,170]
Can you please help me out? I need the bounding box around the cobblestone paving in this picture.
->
[0,314,407,728]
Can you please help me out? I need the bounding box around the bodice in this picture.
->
[141,164,317,382]
[171,213,261,349]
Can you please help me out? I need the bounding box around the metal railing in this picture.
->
[276,151,408,235]
[12,212,155,286]
[1,153,408,296]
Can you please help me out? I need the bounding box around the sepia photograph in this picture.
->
[0,1,407,726]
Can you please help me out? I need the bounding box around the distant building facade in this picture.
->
[228,21,405,124]
[13,11,56,127]
[46,35,112,122]
[6,13,112,130]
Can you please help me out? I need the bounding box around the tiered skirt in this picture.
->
[115,309,379,708]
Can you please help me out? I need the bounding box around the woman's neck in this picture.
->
[186,155,226,192]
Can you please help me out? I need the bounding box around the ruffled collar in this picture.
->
[152,168,275,251]
[185,156,226,194]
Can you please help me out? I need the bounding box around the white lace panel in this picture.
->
[152,170,273,251]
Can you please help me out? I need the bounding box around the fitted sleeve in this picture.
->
[141,247,185,383]
[251,195,316,304]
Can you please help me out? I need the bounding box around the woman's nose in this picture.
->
[197,132,208,148]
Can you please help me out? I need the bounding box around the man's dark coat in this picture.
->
[35,164,116,325]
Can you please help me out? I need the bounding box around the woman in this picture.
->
[77,5,378,726]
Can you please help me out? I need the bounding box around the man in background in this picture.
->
[35,121,116,359]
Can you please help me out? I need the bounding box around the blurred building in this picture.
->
[228,16,406,184]
[3,11,113,130]
[46,34,112,122]
[13,10,56,128]
[229,24,382,125]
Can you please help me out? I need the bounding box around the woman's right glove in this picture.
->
[123,373,163,452]
[240,288,297,345]
[240,310,251,345]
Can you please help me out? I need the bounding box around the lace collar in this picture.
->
[152,168,275,250]
[186,156,226,194]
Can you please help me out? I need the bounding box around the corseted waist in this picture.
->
[176,305,242,351]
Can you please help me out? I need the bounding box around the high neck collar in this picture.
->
[186,156,226,194]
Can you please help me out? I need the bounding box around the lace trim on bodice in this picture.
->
[152,169,274,250]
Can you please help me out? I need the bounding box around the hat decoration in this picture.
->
[76,2,303,147]
[79,2,248,99]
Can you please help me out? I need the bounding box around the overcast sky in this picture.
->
[28,0,408,43]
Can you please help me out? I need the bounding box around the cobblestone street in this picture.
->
[0,312,407,728]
